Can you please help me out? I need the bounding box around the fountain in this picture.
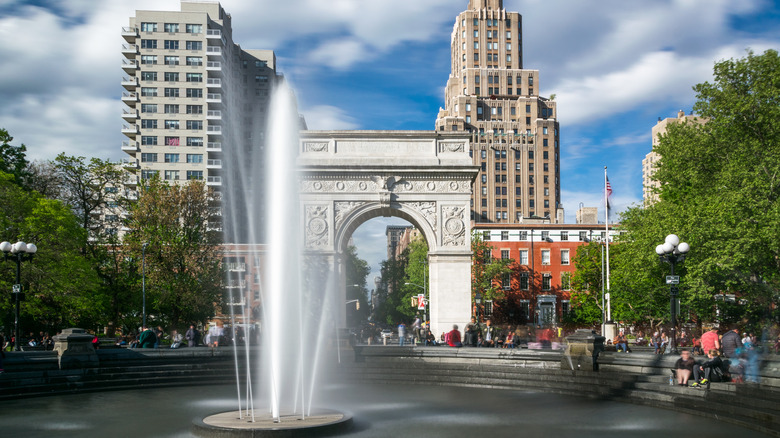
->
[195,84,352,436]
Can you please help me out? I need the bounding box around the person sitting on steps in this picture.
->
[691,349,726,388]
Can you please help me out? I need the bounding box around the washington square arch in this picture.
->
[298,130,479,336]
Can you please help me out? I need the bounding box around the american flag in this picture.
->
[606,176,613,210]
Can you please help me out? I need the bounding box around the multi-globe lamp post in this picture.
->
[655,234,690,355]
[0,241,38,351]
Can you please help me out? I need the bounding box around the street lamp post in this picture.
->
[0,241,38,351]
[142,242,148,329]
[475,293,482,323]
[655,234,690,355]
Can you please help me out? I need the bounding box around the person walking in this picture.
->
[397,322,406,346]
[185,325,199,347]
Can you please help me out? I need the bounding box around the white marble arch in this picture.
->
[298,130,479,337]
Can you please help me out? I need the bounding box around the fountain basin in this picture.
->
[193,409,352,437]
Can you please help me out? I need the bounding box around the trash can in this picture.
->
[561,329,605,371]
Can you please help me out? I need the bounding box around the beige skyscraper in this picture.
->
[121,1,281,235]
[436,0,562,224]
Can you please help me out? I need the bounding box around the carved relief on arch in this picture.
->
[398,201,437,229]
[304,205,329,249]
[303,142,328,153]
[442,205,466,247]
[334,201,363,231]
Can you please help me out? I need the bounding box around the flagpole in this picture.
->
[604,166,611,323]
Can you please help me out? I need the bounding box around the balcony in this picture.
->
[121,26,138,42]
[121,92,138,104]
[121,76,139,89]
[121,124,139,137]
[206,46,222,56]
[224,280,247,289]
[119,158,139,169]
[206,110,222,120]
[207,125,222,135]
[207,176,222,186]
[206,29,222,39]
[121,141,139,153]
[207,159,222,169]
[206,78,221,88]
[206,61,221,72]
[121,44,138,57]
[122,59,138,72]
[206,93,222,104]
[206,142,222,152]
[225,262,246,272]
[124,174,139,186]
[121,109,139,120]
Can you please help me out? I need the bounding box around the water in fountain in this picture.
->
[221,82,334,423]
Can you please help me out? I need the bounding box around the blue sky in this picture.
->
[1,0,779,280]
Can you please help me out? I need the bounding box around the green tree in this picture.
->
[567,242,606,327]
[471,231,514,306]
[375,251,408,325]
[396,236,429,319]
[615,49,780,329]
[344,244,370,326]
[0,129,31,188]
[125,177,223,329]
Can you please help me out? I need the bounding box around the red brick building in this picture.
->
[473,223,618,326]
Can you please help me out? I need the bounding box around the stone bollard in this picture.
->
[562,329,605,372]
[53,328,99,370]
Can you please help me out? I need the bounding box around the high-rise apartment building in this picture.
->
[436,0,562,224]
[121,1,281,236]
[643,110,706,205]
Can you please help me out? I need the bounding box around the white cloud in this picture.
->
[301,105,360,130]
[308,38,370,70]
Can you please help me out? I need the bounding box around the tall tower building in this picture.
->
[436,0,562,224]
[121,1,283,237]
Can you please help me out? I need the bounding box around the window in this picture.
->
[141,71,157,81]
[560,231,568,241]
[519,273,529,290]
[186,56,202,66]
[164,120,179,130]
[502,273,511,290]
[141,22,157,32]
[562,298,571,312]
[186,170,203,180]
[483,230,491,241]
[186,120,202,130]
[501,231,509,241]
[186,154,203,163]
[140,39,157,49]
[163,87,179,97]
[185,24,202,34]
[519,231,528,241]
[141,170,159,180]
[541,250,550,265]
[140,104,157,113]
[141,119,157,129]
[164,72,179,82]
[186,88,203,98]
[519,250,528,265]
[164,153,179,163]
[140,87,157,97]
[186,105,203,114]
[186,137,203,147]
[526,104,531,113]
[164,40,179,50]
[164,56,179,65]
[164,170,179,181]
[542,274,551,290]
[164,23,179,33]
[579,231,588,241]
[165,136,180,146]
[141,153,157,162]
[141,55,157,65]
[185,41,202,51]
[164,104,179,113]
[541,231,550,241]
[501,249,510,260]
[561,250,570,265]
[543,127,548,135]
[186,73,203,82]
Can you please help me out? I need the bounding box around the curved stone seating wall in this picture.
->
[347,346,780,437]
